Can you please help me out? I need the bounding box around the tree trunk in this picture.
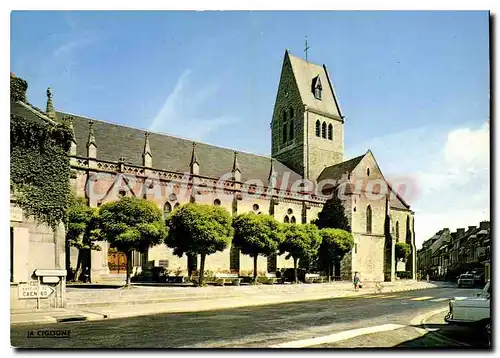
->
[293,257,298,284]
[328,262,331,283]
[74,249,83,282]
[199,253,206,287]
[125,251,132,287]
[253,255,258,283]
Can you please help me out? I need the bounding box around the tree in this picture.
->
[313,192,351,231]
[232,213,284,282]
[318,228,355,282]
[165,203,233,286]
[279,224,322,283]
[395,242,410,263]
[97,197,168,286]
[65,194,101,282]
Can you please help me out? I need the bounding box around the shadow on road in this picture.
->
[395,323,491,349]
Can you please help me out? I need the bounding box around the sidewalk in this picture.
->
[11,280,441,326]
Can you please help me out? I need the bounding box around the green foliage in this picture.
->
[98,197,168,253]
[232,212,284,257]
[66,194,101,251]
[395,242,411,262]
[280,224,322,263]
[313,194,351,232]
[165,203,233,286]
[232,212,284,280]
[318,228,355,265]
[10,113,73,228]
[10,75,27,103]
[165,203,233,257]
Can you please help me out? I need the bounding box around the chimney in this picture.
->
[468,226,476,231]
[480,221,490,230]
[456,228,465,239]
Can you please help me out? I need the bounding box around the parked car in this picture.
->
[445,280,490,343]
[457,273,475,288]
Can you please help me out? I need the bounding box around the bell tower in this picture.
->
[271,50,344,180]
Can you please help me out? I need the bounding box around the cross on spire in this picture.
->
[304,37,310,62]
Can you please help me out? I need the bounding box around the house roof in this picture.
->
[62,111,303,186]
[316,154,365,183]
[287,51,343,118]
[11,101,57,126]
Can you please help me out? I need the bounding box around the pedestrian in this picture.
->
[353,272,360,291]
[426,273,430,283]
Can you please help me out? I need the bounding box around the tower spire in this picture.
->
[190,142,199,166]
[46,87,57,120]
[142,131,152,167]
[232,151,240,173]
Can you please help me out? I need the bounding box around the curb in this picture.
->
[11,284,440,326]
[413,306,471,347]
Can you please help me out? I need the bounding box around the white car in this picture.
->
[445,280,490,335]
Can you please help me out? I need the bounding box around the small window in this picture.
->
[284,216,290,223]
[164,202,172,218]
[282,123,288,144]
[366,205,372,234]
[287,208,293,215]
[367,168,370,176]
[315,87,322,100]
[396,221,400,240]
[174,202,180,209]
[290,216,296,224]
[354,244,357,254]
[315,120,320,137]
[321,122,326,139]
[328,124,333,140]
[118,189,127,197]
[253,204,259,211]
[214,199,221,206]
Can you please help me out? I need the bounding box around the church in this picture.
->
[49,50,415,282]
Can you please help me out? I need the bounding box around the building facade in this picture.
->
[18,50,417,283]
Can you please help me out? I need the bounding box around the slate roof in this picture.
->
[11,101,57,126]
[62,111,303,186]
[316,154,365,183]
[287,52,343,118]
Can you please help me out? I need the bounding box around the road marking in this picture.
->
[269,324,406,348]
[394,296,413,300]
[429,298,449,302]
[410,296,434,301]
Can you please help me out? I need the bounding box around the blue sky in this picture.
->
[10,11,490,248]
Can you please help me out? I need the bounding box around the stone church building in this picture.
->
[49,50,415,282]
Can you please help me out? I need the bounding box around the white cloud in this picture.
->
[148,70,239,140]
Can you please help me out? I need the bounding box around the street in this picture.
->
[11,286,489,348]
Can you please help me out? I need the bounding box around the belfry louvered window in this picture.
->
[321,122,327,138]
[328,124,333,140]
[315,120,320,137]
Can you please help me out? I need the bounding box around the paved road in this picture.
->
[11,287,488,348]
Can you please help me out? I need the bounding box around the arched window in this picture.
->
[366,205,372,234]
[315,120,320,137]
[174,202,180,210]
[282,110,287,123]
[289,119,294,140]
[328,124,333,140]
[321,122,327,138]
[289,107,294,119]
[282,123,288,144]
[396,221,400,241]
[284,216,290,223]
[291,216,296,224]
[164,202,172,219]
[367,168,370,176]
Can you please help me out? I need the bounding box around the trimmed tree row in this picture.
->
[66,197,354,287]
